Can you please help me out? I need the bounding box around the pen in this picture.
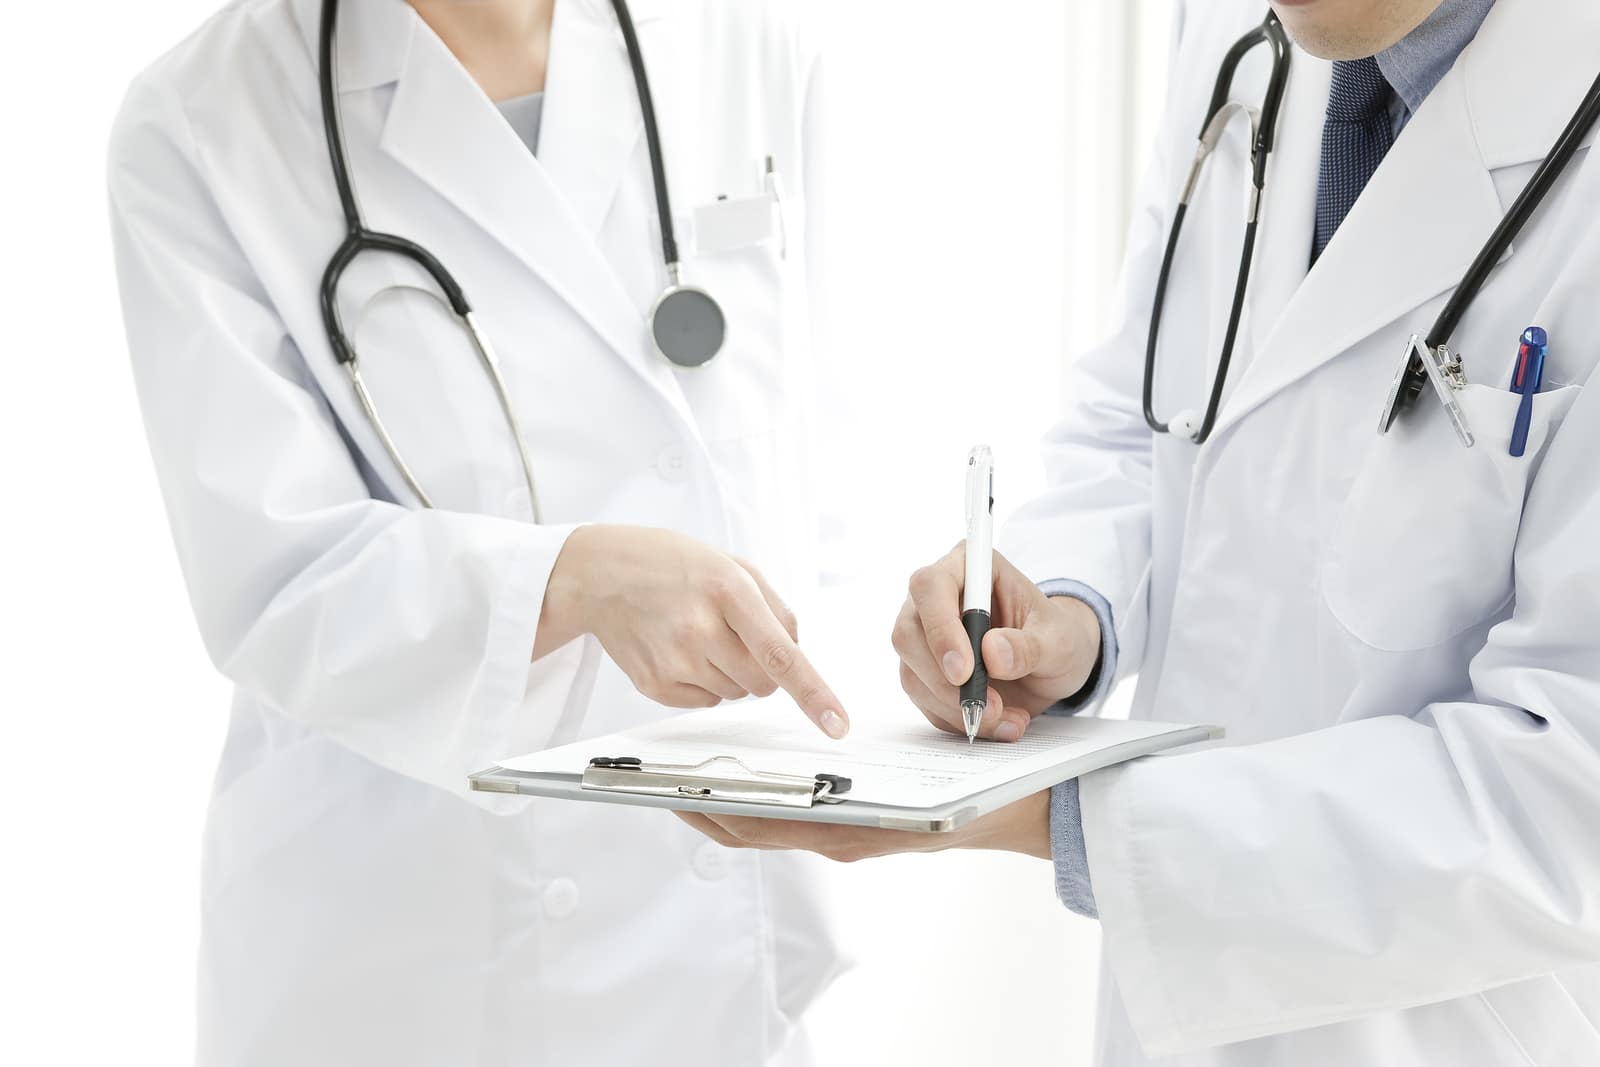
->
[1510,326,1547,458]
[961,446,994,743]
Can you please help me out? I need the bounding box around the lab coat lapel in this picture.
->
[538,0,683,240]
[1213,0,1600,441]
[378,13,648,371]
[1239,46,1327,366]
[1213,65,1501,439]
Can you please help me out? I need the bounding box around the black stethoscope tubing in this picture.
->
[1144,12,1291,444]
[318,0,474,365]
[317,0,686,343]
[1386,68,1600,428]
[1146,9,1600,445]
[612,0,680,271]
[314,0,719,513]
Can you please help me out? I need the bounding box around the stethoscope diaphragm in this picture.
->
[650,284,727,368]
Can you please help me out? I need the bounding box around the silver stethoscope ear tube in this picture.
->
[344,288,544,521]
[463,311,544,521]
[347,361,436,510]
[1181,102,1261,206]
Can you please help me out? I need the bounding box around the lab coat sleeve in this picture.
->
[1081,374,1600,1054]
[108,75,582,800]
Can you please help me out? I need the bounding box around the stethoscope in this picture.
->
[316,0,726,516]
[1145,10,1600,447]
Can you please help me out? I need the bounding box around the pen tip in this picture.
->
[961,700,983,745]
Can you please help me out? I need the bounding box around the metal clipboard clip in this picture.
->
[583,756,853,810]
[1378,334,1476,447]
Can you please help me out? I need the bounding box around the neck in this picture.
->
[407,0,558,101]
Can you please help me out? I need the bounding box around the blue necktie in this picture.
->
[1313,57,1396,261]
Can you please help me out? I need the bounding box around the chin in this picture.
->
[1269,0,1434,61]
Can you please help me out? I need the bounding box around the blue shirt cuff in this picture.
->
[1036,579,1118,714]
[1049,777,1097,918]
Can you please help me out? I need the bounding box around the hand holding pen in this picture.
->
[890,449,1102,743]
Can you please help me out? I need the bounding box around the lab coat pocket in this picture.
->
[1321,383,1581,652]
[675,226,794,442]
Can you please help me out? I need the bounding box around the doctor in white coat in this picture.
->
[679,0,1600,1063]
[109,0,850,1063]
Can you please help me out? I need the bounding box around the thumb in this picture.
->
[982,625,1060,682]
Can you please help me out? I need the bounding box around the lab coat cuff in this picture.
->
[476,521,587,767]
[1050,777,1098,918]
[1078,762,1194,1057]
[1037,578,1118,715]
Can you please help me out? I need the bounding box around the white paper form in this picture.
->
[499,705,1181,810]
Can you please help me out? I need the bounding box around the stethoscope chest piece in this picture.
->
[650,283,727,368]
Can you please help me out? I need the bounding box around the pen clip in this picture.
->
[966,446,993,525]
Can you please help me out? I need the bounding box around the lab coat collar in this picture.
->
[287,0,410,92]
[1461,0,1600,170]
[286,0,673,94]
[1213,0,1600,443]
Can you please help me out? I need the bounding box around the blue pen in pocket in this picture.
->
[1510,326,1548,458]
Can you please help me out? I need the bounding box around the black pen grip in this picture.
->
[960,609,990,706]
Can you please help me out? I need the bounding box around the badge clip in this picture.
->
[1378,334,1475,447]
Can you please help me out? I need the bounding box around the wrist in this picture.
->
[962,789,1052,859]
[1045,594,1102,703]
[544,524,612,638]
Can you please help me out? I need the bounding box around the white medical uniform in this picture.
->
[1005,0,1600,1062]
[108,0,844,1063]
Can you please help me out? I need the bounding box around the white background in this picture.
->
[0,1,1171,1063]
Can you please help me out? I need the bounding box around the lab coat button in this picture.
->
[692,842,730,881]
[654,447,689,483]
[542,878,580,919]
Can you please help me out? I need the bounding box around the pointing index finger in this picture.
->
[726,586,849,739]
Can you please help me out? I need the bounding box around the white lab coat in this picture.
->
[108,0,844,1063]
[1003,0,1600,1063]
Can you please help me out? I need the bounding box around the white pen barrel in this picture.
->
[964,520,992,615]
[964,446,994,617]
[960,448,995,727]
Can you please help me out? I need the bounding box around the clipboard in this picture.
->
[470,709,1221,833]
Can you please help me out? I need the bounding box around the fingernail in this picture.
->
[994,720,1021,742]
[942,651,964,684]
[820,709,849,739]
